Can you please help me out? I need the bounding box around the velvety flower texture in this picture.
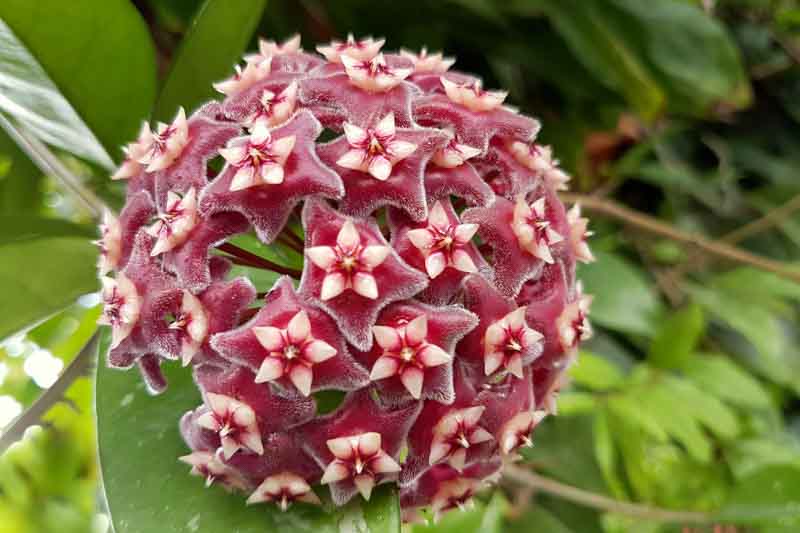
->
[99,32,593,522]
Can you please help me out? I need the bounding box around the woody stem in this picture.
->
[217,243,301,278]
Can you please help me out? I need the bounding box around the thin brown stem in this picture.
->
[561,193,800,285]
[504,465,711,524]
[277,231,305,254]
[217,243,301,278]
[720,193,800,245]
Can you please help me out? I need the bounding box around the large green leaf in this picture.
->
[413,491,507,533]
[578,251,663,336]
[647,303,704,369]
[0,235,97,340]
[153,0,267,121]
[533,0,750,118]
[0,0,157,163]
[533,0,664,120]
[96,332,401,533]
[718,465,800,523]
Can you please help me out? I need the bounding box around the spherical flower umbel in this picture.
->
[98,32,593,521]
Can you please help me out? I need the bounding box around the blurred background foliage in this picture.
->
[0,0,799,531]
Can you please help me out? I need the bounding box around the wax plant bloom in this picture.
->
[97,32,594,522]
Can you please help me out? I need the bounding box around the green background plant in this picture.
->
[1,0,799,532]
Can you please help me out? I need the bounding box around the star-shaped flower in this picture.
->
[317,120,449,221]
[369,314,452,400]
[137,107,190,173]
[475,370,539,456]
[566,204,595,264]
[473,138,542,197]
[213,58,273,96]
[218,122,297,191]
[298,59,420,130]
[306,219,392,301]
[400,47,455,74]
[399,460,502,520]
[212,276,370,396]
[247,472,322,511]
[151,108,242,208]
[413,78,539,154]
[243,81,299,129]
[95,192,155,276]
[400,365,494,485]
[335,112,418,181]
[196,392,264,459]
[180,451,250,492]
[146,187,199,256]
[320,432,402,501]
[200,110,344,244]
[298,200,428,350]
[194,364,317,435]
[462,190,569,297]
[160,211,250,292]
[512,195,565,264]
[508,142,571,191]
[316,34,385,63]
[254,34,303,57]
[299,389,421,505]
[556,287,593,354]
[428,406,493,471]
[389,199,486,304]
[355,300,478,404]
[162,275,255,367]
[98,273,141,349]
[111,122,153,181]
[457,274,543,378]
[251,309,338,396]
[405,200,480,279]
[340,53,413,93]
[441,78,507,113]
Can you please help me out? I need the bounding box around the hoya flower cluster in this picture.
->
[98,33,593,521]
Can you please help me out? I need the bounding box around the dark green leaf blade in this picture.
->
[648,303,704,369]
[153,0,268,121]
[0,0,157,162]
[0,236,97,340]
[96,331,401,533]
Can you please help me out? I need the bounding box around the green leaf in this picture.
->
[555,391,598,415]
[718,465,800,523]
[413,491,507,533]
[0,216,94,246]
[153,0,267,121]
[570,351,625,391]
[534,0,665,120]
[609,0,751,114]
[0,236,97,340]
[659,375,739,440]
[682,355,771,410]
[505,506,576,533]
[578,251,663,337]
[648,304,705,369]
[0,130,43,213]
[96,331,401,533]
[689,284,800,393]
[0,0,157,163]
[593,410,627,498]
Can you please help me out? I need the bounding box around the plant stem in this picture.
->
[277,232,305,254]
[0,334,98,453]
[504,465,711,524]
[720,193,800,245]
[560,193,800,284]
[217,242,301,278]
